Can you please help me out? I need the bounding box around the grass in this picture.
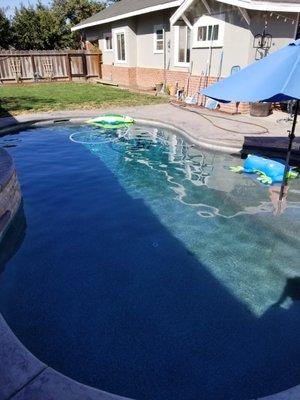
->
[0,82,168,116]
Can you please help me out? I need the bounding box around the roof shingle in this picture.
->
[73,0,180,30]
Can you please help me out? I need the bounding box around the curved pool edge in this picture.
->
[0,314,132,400]
[1,314,300,400]
[0,111,242,155]
[0,112,299,400]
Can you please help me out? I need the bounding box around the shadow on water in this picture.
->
[0,203,26,275]
[0,127,300,400]
[274,278,300,307]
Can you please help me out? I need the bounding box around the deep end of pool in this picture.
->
[0,121,300,400]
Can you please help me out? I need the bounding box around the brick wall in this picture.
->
[102,65,137,87]
[102,64,250,114]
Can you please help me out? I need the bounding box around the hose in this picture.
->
[170,101,269,135]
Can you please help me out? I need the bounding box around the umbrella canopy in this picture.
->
[202,39,300,103]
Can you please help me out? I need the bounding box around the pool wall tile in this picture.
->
[0,149,21,242]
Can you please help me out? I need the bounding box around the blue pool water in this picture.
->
[0,123,300,400]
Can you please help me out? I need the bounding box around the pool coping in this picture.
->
[0,112,242,155]
[0,110,300,400]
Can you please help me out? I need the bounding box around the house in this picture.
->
[72,0,300,111]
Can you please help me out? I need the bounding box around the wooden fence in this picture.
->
[0,50,102,82]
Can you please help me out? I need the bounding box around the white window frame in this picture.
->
[153,24,164,54]
[103,32,113,52]
[193,15,225,48]
[114,28,127,64]
[174,25,191,67]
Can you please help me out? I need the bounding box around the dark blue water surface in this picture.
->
[1,123,300,400]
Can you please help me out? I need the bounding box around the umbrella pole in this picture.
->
[279,99,299,202]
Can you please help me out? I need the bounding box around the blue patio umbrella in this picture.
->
[202,39,300,200]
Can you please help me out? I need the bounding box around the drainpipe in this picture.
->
[163,13,167,94]
[295,13,300,39]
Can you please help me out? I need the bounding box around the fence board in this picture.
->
[0,50,102,82]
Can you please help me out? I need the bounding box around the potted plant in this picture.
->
[155,82,164,93]
[249,101,271,117]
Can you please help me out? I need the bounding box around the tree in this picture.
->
[11,3,62,50]
[51,0,105,48]
[10,0,106,50]
[0,9,11,49]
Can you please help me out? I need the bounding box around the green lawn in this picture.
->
[0,82,168,116]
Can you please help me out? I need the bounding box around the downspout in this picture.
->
[295,12,300,39]
[163,12,167,94]
[163,25,167,93]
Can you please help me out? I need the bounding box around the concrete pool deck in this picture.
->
[0,104,300,400]
[0,103,299,162]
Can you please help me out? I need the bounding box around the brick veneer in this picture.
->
[102,65,137,87]
[101,65,250,114]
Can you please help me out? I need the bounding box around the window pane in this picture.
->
[177,26,191,63]
[178,26,186,62]
[156,40,163,51]
[156,29,163,40]
[106,35,112,50]
[186,27,191,62]
[121,33,125,60]
[117,33,125,61]
[198,26,207,41]
[208,25,212,41]
[117,34,121,60]
[212,25,219,41]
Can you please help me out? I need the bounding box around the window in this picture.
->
[193,15,225,48]
[114,30,126,62]
[175,25,191,66]
[197,26,207,41]
[197,24,219,42]
[154,25,164,53]
[104,33,112,51]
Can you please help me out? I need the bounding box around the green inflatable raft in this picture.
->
[86,114,135,129]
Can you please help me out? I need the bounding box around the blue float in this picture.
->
[231,154,298,184]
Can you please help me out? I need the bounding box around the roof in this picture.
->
[216,0,300,10]
[72,0,183,31]
[170,0,300,26]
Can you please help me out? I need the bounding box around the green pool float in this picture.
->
[86,114,135,129]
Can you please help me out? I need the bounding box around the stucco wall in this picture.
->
[165,4,251,76]
[137,12,169,69]
[84,24,114,65]
[82,3,298,82]
[247,11,297,63]
[178,4,297,78]
[221,11,252,76]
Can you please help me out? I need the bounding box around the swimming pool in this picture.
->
[0,122,300,400]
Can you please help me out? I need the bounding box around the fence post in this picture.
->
[98,51,102,79]
[65,54,72,81]
[82,53,88,80]
[30,54,36,81]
